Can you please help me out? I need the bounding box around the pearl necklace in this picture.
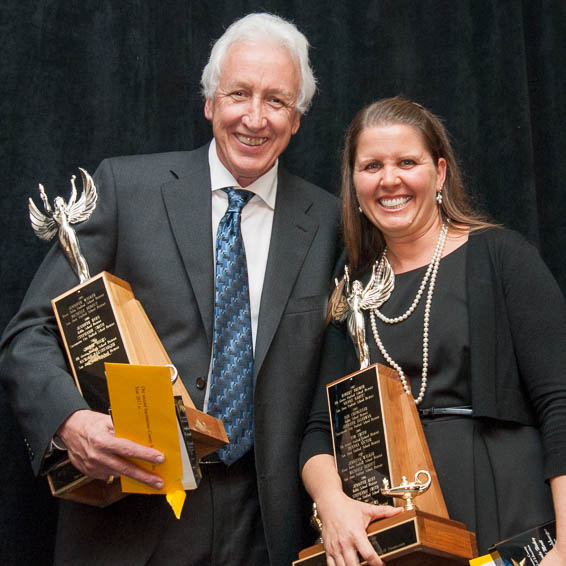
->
[369,222,448,405]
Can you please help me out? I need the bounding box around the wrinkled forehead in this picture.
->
[220,38,300,82]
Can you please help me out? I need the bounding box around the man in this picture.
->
[0,12,340,566]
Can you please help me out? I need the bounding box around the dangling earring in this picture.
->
[358,206,363,213]
[436,188,443,205]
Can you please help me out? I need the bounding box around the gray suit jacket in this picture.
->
[0,144,341,565]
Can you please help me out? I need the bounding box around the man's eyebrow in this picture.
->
[262,88,298,105]
[222,81,296,98]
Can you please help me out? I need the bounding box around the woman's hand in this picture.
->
[302,454,402,566]
[316,490,402,566]
[539,544,566,566]
[540,476,566,566]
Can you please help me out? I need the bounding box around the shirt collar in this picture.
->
[208,138,277,209]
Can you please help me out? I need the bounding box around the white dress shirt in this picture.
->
[204,139,277,410]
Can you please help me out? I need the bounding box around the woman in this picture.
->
[300,97,566,566]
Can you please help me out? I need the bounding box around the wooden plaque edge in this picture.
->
[48,271,227,506]
[295,510,477,565]
[325,362,448,517]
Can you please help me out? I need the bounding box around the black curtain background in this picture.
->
[1,1,564,562]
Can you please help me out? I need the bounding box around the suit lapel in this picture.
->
[160,151,319,374]
[254,169,319,378]
[161,147,215,350]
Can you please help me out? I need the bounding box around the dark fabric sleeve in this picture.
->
[299,320,357,470]
[0,159,119,475]
[494,230,566,480]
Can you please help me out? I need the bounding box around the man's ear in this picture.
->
[291,111,301,135]
[204,98,214,121]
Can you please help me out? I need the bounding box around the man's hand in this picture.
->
[57,409,165,490]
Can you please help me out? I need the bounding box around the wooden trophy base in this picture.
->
[294,510,477,565]
[46,462,124,508]
[48,271,227,507]
[295,363,478,564]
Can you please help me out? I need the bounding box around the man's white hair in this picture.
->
[201,13,316,114]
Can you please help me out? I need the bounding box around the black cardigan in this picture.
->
[301,228,566,481]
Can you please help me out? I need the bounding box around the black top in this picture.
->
[369,242,470,409]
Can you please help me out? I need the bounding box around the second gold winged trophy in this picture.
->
[295,261,477,565]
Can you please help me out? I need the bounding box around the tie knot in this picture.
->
[223,187,254,213]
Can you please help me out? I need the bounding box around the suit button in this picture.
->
[195,376,207,390]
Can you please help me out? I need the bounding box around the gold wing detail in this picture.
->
[28,184,57,241]
[65,168,98,224]
[360,258,395,310]
[329,280,349,322]
[329,265,352,322]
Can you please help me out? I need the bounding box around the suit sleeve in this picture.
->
[0,159,120,474]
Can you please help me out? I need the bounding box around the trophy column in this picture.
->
[294,363,477,565]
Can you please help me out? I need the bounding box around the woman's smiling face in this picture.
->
[353,123,446,243]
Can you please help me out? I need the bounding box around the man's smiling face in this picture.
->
[204,40,302,187]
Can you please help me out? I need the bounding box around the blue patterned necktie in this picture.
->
[208,187,255,466]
